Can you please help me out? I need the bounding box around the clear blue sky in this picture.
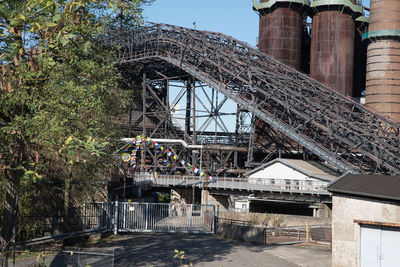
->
[143,0,370,47]
[143,0,260,46]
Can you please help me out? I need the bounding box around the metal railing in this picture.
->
[132,172,330,195]
[83,202,216,234]
[265,224,332,245]
[82,202,115,230]
[61,247,115,267]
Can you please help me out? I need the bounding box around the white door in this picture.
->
[380,226,400,267]
[360,225,400,267]
[360,225,381,267]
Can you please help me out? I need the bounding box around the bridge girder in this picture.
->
[105,23,400,176]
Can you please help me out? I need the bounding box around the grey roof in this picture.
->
[327,174,400,202]
[245,158,340,181]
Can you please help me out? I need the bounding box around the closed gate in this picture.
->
[83,202,215,234]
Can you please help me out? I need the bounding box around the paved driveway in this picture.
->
[102,233,295,267]
[10,233,330,266]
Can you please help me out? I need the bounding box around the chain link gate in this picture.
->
[83,202,215,234]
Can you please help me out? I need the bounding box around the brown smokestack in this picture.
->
[309,1,357,96]
[255,0,308,70]
[366,0,400,122]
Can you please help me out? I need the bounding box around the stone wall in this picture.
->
[215,223,265,244]
[332,194,400,267]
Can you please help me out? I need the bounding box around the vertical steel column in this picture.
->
[214,91,218,143]
[142,72,147,172]
[192,79,197,145]
[192,78,198,166]
[234,105,240,168]
[247,114,256,167]
[165,79,170,136]
[185,79,192,142]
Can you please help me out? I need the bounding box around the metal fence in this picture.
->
[82,202,115,230]
[82,202,216,234]
[60,247,115,267]
[117,202,215,233]
[215,217,331,246]
[264,224,332,245]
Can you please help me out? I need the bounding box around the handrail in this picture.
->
[132,173,330,195]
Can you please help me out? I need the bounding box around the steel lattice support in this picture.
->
[122,68,250,177]
[103,23,400,175]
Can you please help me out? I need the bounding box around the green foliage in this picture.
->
[157,193,170,203]
[173,249,193,267]
[0,0,153,243]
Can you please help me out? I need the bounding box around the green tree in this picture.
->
[0,0,152,264]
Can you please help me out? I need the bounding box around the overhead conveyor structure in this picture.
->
[104,23,400,175]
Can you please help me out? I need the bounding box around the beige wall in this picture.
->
[332,194,400,267]
[201,190,230,211]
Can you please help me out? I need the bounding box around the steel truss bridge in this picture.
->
[104,23,400,178]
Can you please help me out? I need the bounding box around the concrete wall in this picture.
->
[332,195,400,267]
[216,223,265,244]
[201,190,230,211]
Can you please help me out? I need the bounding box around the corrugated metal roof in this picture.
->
[245,158,340,181]
[327,174,400,202]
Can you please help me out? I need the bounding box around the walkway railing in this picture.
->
[132,172,330,195]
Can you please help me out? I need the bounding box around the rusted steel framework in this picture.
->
[103,23,400,175]
[124,74,251,177]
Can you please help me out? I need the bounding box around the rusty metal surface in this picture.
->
[366,41,400,122]
[258,7,303,70]
[103,23,400,175]
[310,11,355,96]
[366,0,400,122]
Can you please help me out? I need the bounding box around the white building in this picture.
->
[328,174,400,267]
[245,158,339,192]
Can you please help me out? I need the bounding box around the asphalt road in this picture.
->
[10,233,298,267]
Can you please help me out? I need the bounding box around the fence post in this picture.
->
[212,205,216,234]
[145,203,149,231]
[114,201,119,235]
[101,203,105,228]
[168,203,171,232]
[189,205,193,231]
[297,228,300,241]
[83,203,86,229]
[306,223,309,242]
[263,228,267,245]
